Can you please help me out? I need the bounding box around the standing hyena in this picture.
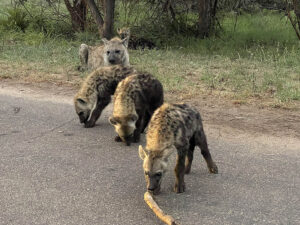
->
[78,37,129,71]
[139,103,218,195]
[109,73,164,146]
[74,65,137,128]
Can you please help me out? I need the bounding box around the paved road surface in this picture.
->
[0,87,299,225]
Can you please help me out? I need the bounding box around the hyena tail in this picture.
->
[195,124,218,174]
[78,44,89,71]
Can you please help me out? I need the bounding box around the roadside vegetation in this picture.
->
[0,0,299,108]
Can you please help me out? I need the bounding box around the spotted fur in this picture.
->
[109,73,164,146]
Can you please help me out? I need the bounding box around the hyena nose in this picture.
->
[147,187,155,192]
[109,59,116,64]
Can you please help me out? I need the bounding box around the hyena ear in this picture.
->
[109,116,118,125]
[77,98,87,105]
[102,38,109,45]
[139,145,148,160]
[161,147,174,160]
[117,27,121,33]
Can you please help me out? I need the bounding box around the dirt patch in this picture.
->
[167,92,300,140]
[1,80,299,141]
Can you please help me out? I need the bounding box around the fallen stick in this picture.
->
[144,191,180,225]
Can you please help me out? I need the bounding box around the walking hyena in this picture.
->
[74,65,136,128]
[109,73,164,146]
[78,37,129,71]
[139,103,218,195]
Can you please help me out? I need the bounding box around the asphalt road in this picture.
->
[0,88,299,225]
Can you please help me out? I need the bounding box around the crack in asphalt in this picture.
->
[25,117,77,143]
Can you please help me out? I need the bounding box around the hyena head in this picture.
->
[117,27,130,40]
[139,145,173,195]
[102,37,129,66]
[117,27,130,48]
[74,96,92,124]
[109,114,138,145]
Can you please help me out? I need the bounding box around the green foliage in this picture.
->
[0,8,28,31]
[0,1,73,38]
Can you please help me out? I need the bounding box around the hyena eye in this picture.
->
[156,172,162,177]
[106,51,110,54]
[115,50,120,54]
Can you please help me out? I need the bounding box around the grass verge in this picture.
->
[0,11,299,108]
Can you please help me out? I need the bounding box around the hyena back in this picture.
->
[78,37,129,71]
[74,65,136,128]
[139,103,218,194]
[109,73,164,146]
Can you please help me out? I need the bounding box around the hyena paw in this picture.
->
[84,122,95,128]
[133,136,140,143]
[114,136,122,142]
[209,163,218,174]
[174,182,185,193]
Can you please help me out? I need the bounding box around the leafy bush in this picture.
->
[0,8,28,31]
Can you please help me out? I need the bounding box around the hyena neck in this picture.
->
[123,52,130,66]
[114,95,136,117]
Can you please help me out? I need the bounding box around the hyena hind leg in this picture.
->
[185,135,195,174]
[195,129,218,174]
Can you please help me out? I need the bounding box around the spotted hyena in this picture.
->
[78,37,129,71]
[117,27,130,48]
[74,65,136,128]
[139,103,218,195]
[109,73,164,146]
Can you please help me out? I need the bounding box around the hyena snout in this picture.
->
[78,111,89,124]
[146,175,162,195]
[108,55,121,65]
[120,134,134,146]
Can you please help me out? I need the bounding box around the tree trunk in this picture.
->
[293,0,300,31]
[198,0,211,38]
[85,0,104,35]
[64,0,87,31]
[102,0,115,39]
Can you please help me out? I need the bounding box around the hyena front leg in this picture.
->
[174,151,187,193]
[185,135,195,174]
[195,129,218,174]
[141,111,151,133]
[133,109,145,142]
[85,97,110,128]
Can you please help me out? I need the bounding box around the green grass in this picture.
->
[0,10,299,106]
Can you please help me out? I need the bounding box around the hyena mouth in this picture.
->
[121,135,133,146]
[148,186,161,195]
